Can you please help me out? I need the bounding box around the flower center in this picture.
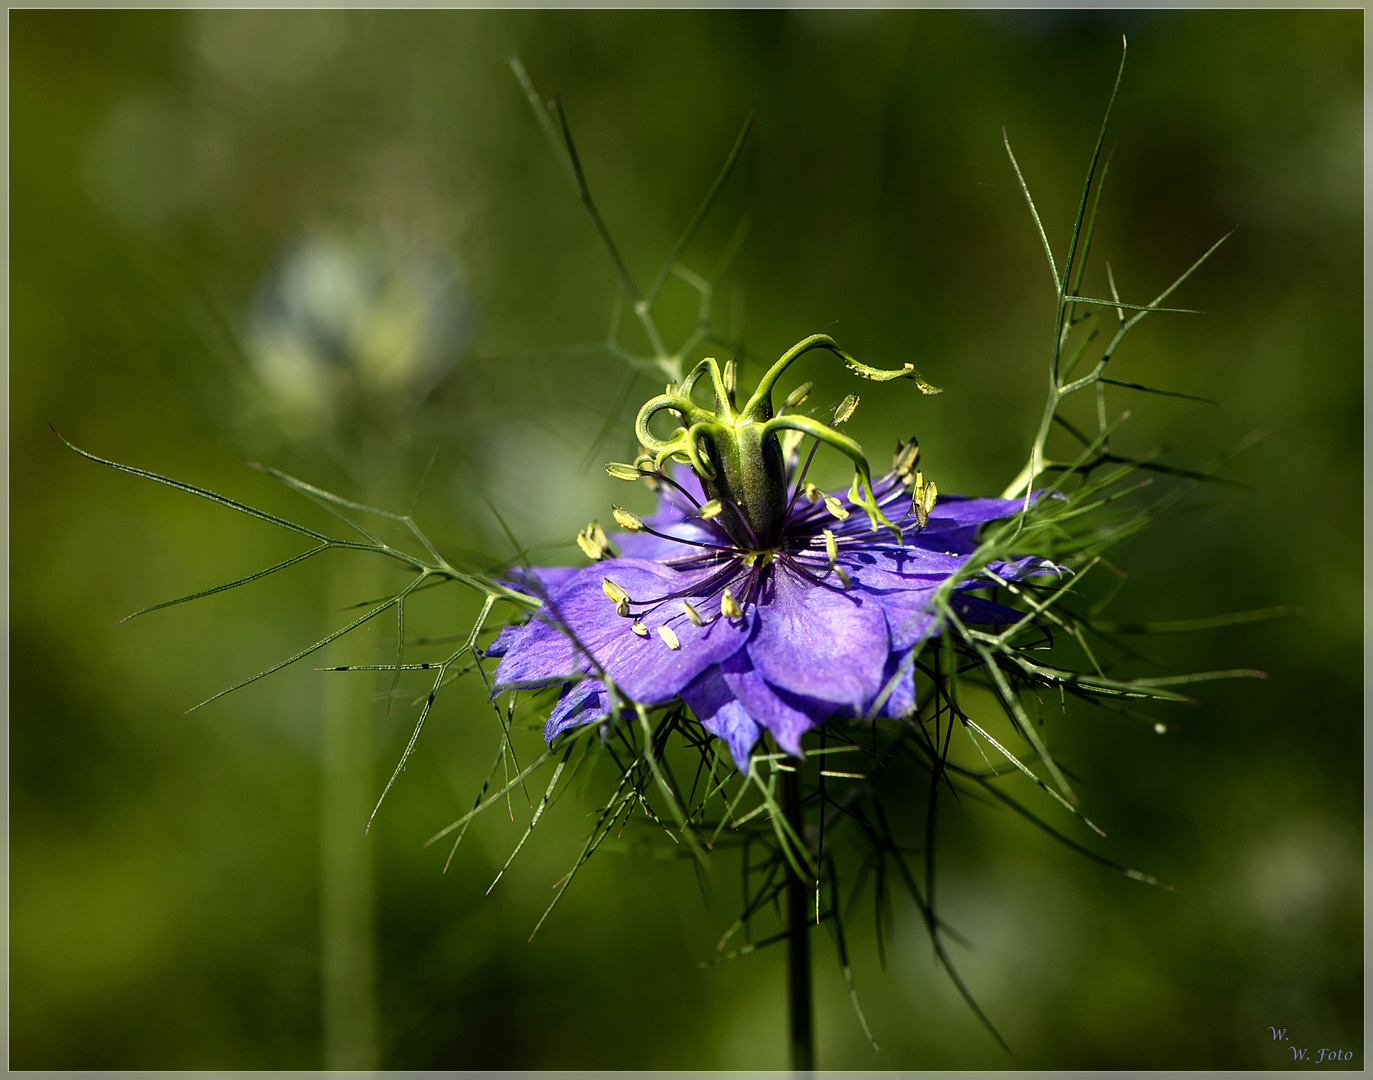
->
[742,548,778,569]
[626,336,941,549]
[698,420,789,549]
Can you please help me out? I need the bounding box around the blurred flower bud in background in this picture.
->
[246,231,473,441]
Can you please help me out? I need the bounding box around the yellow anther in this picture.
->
[699,499,724,520]
[605,461,642,481]
[893,438,921,485]
[922,480,938,515]
[834,565,852,588]
[834,393,858,424]
[720,588,742,620]
[602,578,630,616]
[784,381,813,409]
[912,471,936,528]
[682,601,703,627]
[823,528,838,565]
[612,506,644,532]
[631,621,648,637]
[823,495,850,521]
[577,521,616,561]
[803,482,822,504]
[658,625,680,650]
[722,359,737,396]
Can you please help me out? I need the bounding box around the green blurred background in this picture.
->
[12,9,1362,1069]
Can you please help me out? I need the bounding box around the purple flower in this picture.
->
[490,469,1052,771]
[487,337,1052,770]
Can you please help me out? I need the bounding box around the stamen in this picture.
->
[806,530,852,590]
[833,393,858,424]
[605,462,643,481]
[612,506,644,532]
[630,519,737,553]
[782,439,823,525]
[783,381,813,409]
[602,577,632,617]
[699,499,723,520]
[893,438,921,486]
[823,495,850,521]
[737,561,766,615]
[720,588,742,620]
[911,471,937,528]
[658,625,681,650]
[681,601,703,626]
[778,553,846,593]
[626,559,745,612]
[648,467,703,510]
[576,520,616,561]
[778,428,806,469]
[631,620,648,637]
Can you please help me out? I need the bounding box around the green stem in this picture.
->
[782,767,814,1073]
[320,458,387,1070]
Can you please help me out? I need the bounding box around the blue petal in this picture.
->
[719,650,831,757]
[680,666,761,770]
[953,594,1025,626]
[494,558,751,705]
[544,679,610,741]
[842,550,957,651]
[990,554,1062,581]
[746,562,890,708]
[496,565,581,596]
[924,494,1028,526]
[872,649,916,718]
[483,623,520,659]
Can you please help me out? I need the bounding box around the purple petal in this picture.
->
[497,565,582,596]
[747,562,890,708]
[494,558,751,705]
[953,594,1025,626]
[872,649,916,718]
[680,666,761,770]
[925,494,1027,527]
[842,550,957,651]
[845,545,970,579]
[718,650,831,757]
[483,623,520,659]
[544,679,610,741]
[989,554,1062,582]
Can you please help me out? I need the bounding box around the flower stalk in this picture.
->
[783,765,815,1073]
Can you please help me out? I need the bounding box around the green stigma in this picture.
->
[628,334,941,548]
